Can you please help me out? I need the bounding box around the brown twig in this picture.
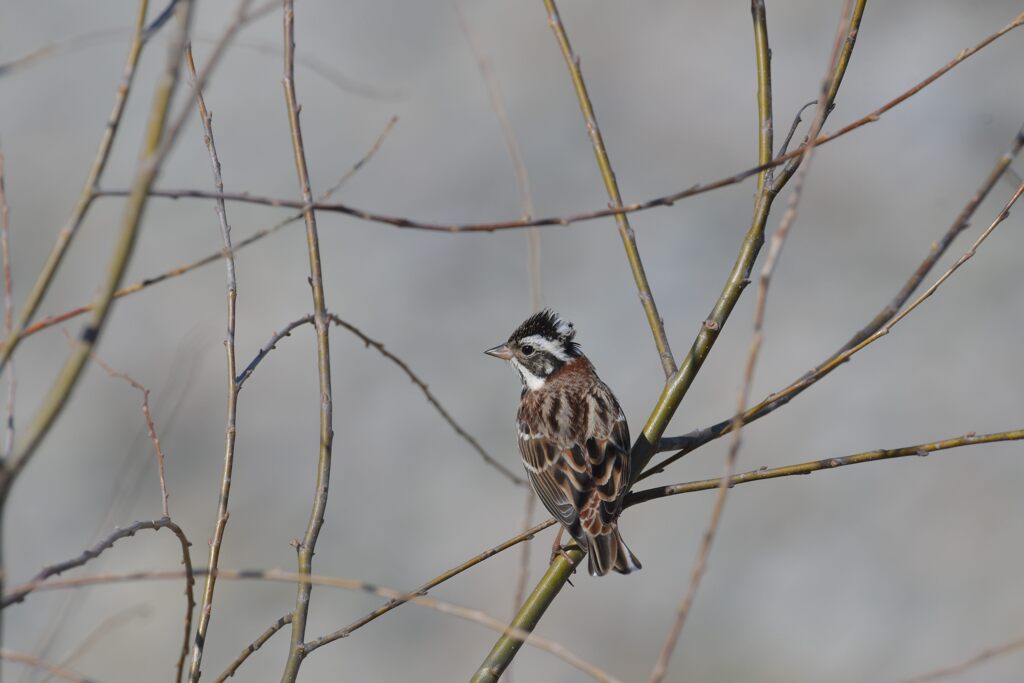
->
[649,4,851,677]
[81,342,171,517]
[626,429,1024,508]
[0,517,194,683]
[301,519,554,654]
[0,143,14,461]
[453,11,544,662]
[6,116,397,348]
[236,315,314,388]
[329,315,524,484]
[8,566,618,683]
[48,605,152,681]
[279,1,335,679]
[645,121,1024,476]
[899,635,1024,683]
[0,649,101,683]
[93,9,1024,237]
[184,42,239,683]
[211,613,292,683]
[0,0,152,380]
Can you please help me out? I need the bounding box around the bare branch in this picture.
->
[93,9,1024,236]
[302,519,553,653]
[0,143,14,461]
[50,605,152,679]
[649,3,852,678]
[211,613,292,683]
[279,1,335,678]
[0,0,153,381]
[0,517,194,683]
[236,315,313,389]
[8,566,619,683]
[645,122,1024,476]
[10,116,397,348]
[627,429,1024,508]
[329,315,524,484]
[82,342,170,518]
[184,40,240,683]
[899,635,1024,683]
[1,649,102,683]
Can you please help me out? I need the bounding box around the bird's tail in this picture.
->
[587,528,641,577]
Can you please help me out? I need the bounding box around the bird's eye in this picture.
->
[521,344,535,356]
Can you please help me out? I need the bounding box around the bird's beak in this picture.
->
[484,343,513,360]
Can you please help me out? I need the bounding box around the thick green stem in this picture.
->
[469,4,868,680]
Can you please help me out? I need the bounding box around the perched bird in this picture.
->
[485,309,640,576]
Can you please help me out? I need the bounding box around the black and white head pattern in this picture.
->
[505,309,583,390]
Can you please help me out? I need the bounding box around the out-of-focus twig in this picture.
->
[94,9,1024,236]
[46,605,152,682]
[9,567,620,683]
[454,10,544,662]
[299,518,555,654]
[543,0,674,376]
[0,143,14,461]
[0,649,100,683]
[80,342,170,517]
[647,121,1024,473]
[899,635,1024,683]
[0,517,194,683]
[0,0,152,381]
[14,116,397,347]
[211,614,292,683]
[473,2,867,680]
[1,0,195,502]
[649,3,852,676]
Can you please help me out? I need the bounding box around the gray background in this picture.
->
[1,1,1023,681]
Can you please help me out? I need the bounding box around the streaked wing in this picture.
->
[518,430,581,535]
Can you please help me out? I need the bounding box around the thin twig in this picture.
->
[899,635,1024,683]
[329,315,523,485]
[552,0,676,375]
[47,605,152,682]
[211,613,292,683]
[279,1,335,679]
[0,0,152,380]
[94,9,1024,236]
[236,315,313,389]
[2,1,193,500]
[301,519,553,654]
[184,42,238,683]
[646,121,1024,474]
[0,517,194,683]
[0,649,101,683]
[649,177,1024,477]
[8,567,619,683]
[649,3,851,677]
[0,143,14,462]
[81,341,170,517]
[626,429,1024,507]
[454,12,544,661]
[12,116,397,348]
[4,0,249,490]
[473,3,869,679]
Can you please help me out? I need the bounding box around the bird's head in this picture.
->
[485,309,583,390]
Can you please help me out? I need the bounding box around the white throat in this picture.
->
[510,358,546,390]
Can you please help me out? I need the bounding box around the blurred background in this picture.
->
[1,1,1023,681]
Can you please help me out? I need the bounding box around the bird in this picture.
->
[485,309,641,576]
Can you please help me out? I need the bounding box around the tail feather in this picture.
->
[586,528,641,577]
